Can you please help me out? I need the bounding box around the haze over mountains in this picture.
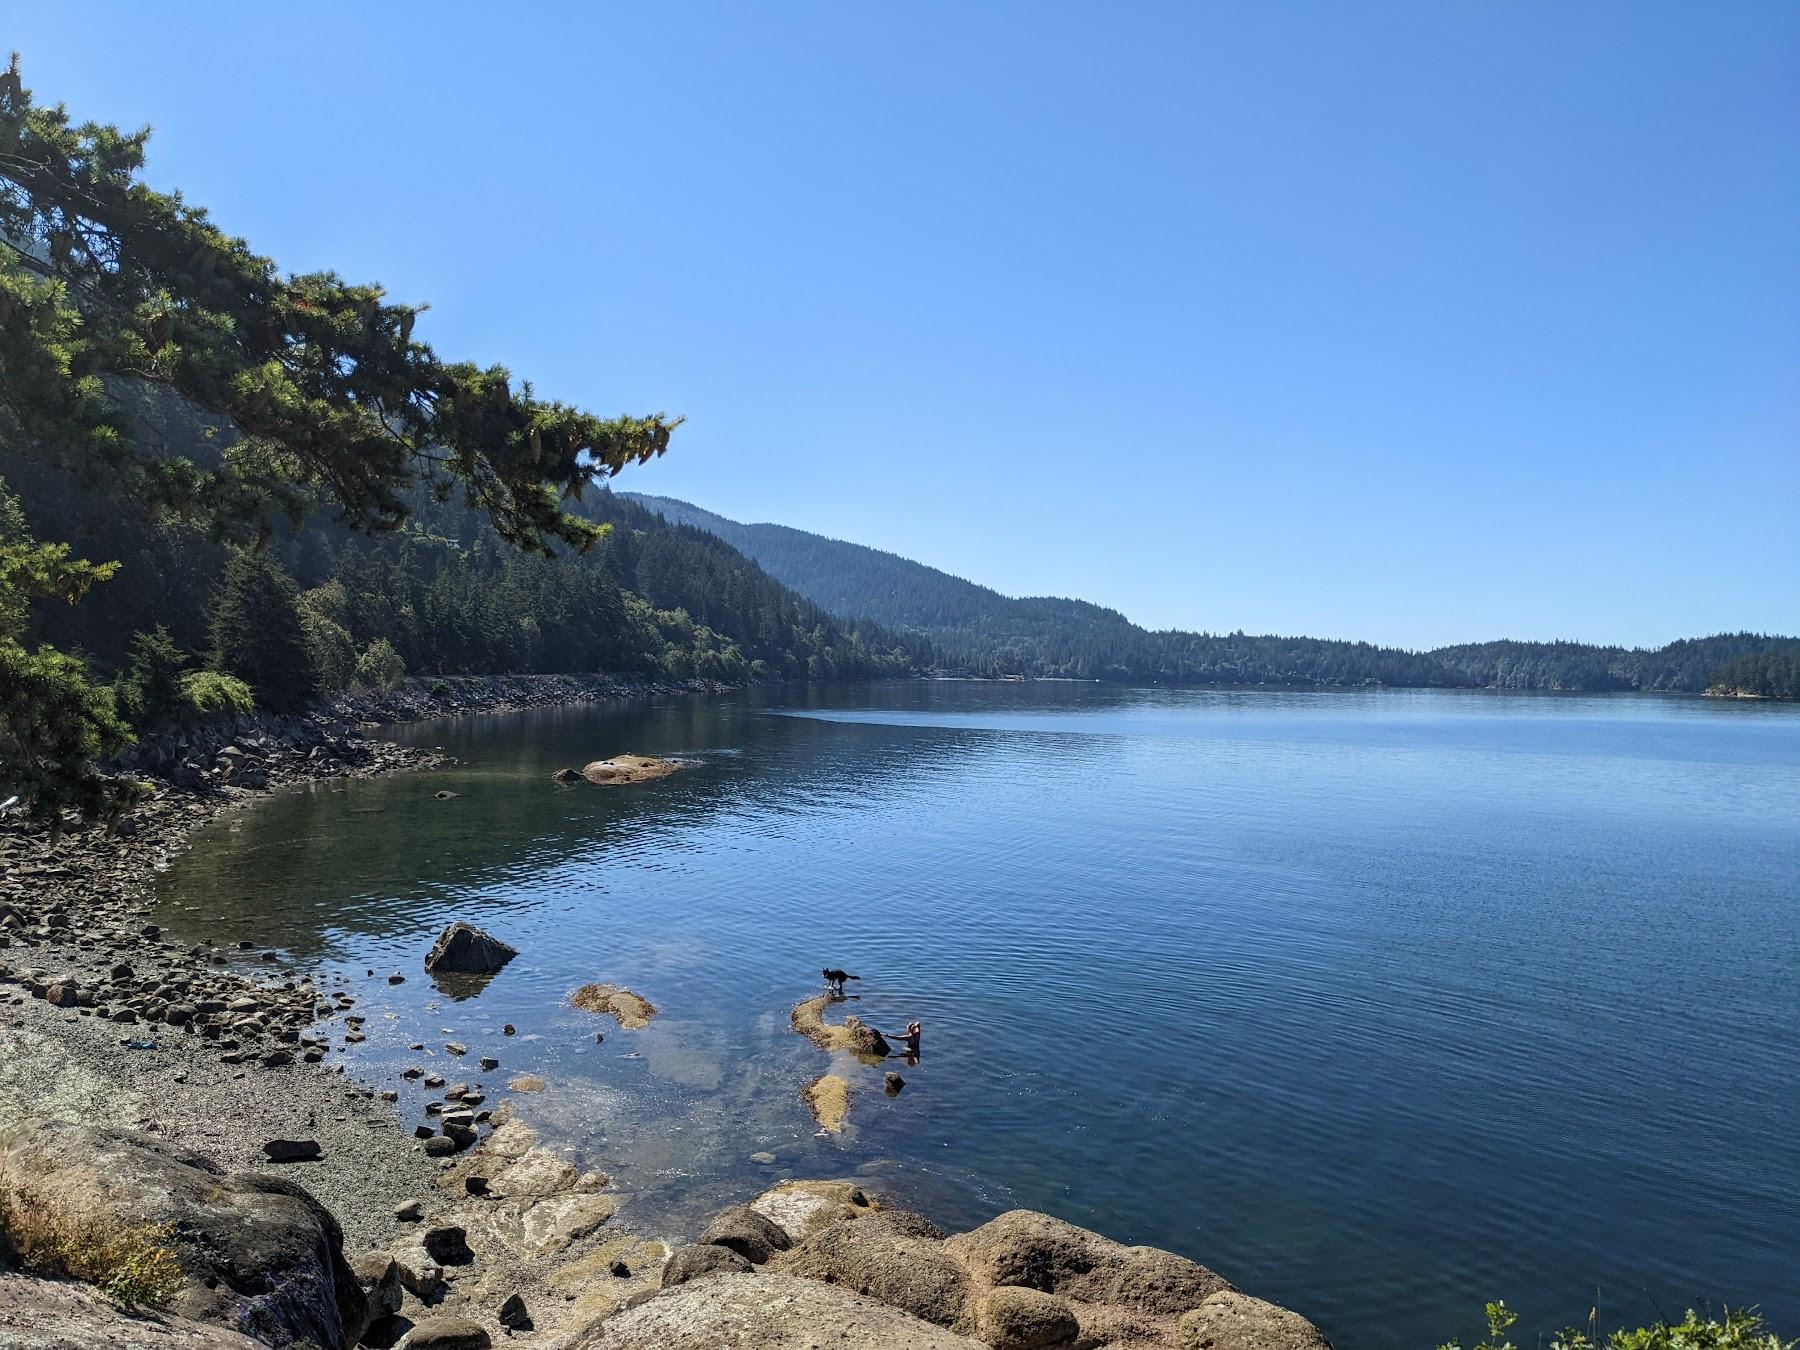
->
[624,493,1798,694]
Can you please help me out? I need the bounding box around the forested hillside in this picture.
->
[11,461,927,694]
[627,495,1799,693]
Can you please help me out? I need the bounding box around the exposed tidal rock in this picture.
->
[0,1118,367,1349]
[568,1272,985,1349]
[789,994,891,1061]
[581,754,683,785]
[570,983,657,1029]
[803,1073,850,1133]
[423,923,517,976]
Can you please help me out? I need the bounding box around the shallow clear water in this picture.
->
[154,684,1800,1346]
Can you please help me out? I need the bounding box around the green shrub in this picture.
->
[0,1177,184,1308]
[179,670,255,719]
[298,607,357,691]
[354,638,406,689]
[429,680,450,698]
[1442,1302,1793,1350]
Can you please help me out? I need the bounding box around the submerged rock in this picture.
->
[423,922,518,976]
[569,983,657,1029]
[803,1073,850,1134]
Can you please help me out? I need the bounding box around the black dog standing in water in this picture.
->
[822,967,860,995]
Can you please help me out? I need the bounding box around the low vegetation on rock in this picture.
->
[0,1175,182,1307]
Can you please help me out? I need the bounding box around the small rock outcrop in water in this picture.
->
[803,1073,851,1133]
[551,767,584,785]
[0,1118,368,1349]
[581,754,683,785]
[424,922,519,975]
[789,994,891,1061]
[570,983,657,1028]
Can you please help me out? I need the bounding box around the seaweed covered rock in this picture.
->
[789,995,891,1060]
[581,755,682,785]
[570,983,657,1029]
[803,1073,850,1133]
[423,922,517,976]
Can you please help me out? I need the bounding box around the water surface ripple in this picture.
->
[154,684,1800,1347]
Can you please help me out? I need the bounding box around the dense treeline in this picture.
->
[1706,650,1800,700]
[628,495,1800,694]
[1428,635,1799,694]
[10,460,927,702]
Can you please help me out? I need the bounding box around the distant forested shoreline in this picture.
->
[626,496,1799,697]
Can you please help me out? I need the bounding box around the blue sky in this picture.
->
[11,3,1797,648]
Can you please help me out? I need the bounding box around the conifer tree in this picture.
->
[209,551,313,713]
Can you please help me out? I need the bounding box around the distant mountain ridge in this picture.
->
[622,493,1799,693]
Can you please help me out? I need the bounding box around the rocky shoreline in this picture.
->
[0,673,1332,1348]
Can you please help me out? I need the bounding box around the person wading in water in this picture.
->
[883,1021,921,1060]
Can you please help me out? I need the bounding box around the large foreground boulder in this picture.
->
[946,1209,1231,1317]
[0,1274,269,1348]
[771,1209,973,1329]
[0,1119,367,1348]
[423,922,518,976]
[699,1204,792,1264]
[1179,1291,1334,1349]
[569,1272,985,1349]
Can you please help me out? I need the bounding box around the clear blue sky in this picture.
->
[11,3,1797,648]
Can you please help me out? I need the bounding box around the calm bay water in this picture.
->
[153,684,1800,1346]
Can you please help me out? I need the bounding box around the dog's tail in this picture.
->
[845,973,861,981]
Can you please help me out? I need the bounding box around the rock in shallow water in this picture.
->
[422,923,517,976]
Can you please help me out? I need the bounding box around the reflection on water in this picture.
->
[153,684,1800,1348]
